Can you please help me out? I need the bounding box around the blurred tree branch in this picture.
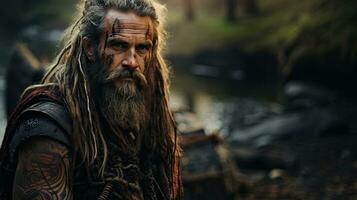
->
[232,0,357,72]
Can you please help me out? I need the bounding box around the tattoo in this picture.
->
[13,138,73,200]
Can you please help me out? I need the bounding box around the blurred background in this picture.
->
[0,0,357,199]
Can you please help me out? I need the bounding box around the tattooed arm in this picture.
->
[13,138,73,200]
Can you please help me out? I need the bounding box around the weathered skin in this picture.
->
[97,10,154,88]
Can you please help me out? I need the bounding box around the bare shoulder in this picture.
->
[13,137,73,200]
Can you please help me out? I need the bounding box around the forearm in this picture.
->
[13,138,73,200]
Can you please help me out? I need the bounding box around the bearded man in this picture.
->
[0,0,182,199]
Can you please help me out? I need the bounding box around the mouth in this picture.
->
[120,77,134,81]
[113,77,135,86]
[104,69,147,88]
[114,77,136,84]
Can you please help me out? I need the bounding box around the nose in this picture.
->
[122,49,139,70]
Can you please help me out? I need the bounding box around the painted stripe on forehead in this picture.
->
[111,19,150,36]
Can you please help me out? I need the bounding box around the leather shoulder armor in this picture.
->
[8,101,72,162]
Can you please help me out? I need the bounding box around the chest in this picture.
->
[72,147,165,200]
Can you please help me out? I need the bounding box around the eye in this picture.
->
[108,39,128,51]
[136,44,150,54]
[114,42,128,50]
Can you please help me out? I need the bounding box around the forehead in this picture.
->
[103,9,153,39]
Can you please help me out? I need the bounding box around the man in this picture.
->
[0,0,182,199]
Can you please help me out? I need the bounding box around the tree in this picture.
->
[184,0,195,21]
[237,0,258,18]
[225,0,258,22]
[226,0,237,22]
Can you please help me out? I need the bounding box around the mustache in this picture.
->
[104,68,148,87]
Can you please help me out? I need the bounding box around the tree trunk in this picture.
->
[184,0,195,21]
[226,0,237,22]
[237,0,258,18]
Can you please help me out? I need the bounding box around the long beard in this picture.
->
[88,61,151,136]
[100,81,148,134]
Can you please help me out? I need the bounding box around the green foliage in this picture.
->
[258,0,357,53]
[166,10,247,55]
[167,0,357,65]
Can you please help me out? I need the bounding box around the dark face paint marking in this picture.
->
[111,19,121,36]
[106,54,114,67]
[104,32,109,51]
[100,31,109,62]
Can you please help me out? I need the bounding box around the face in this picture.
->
[97,9,154,88]
[87,10,154,133]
